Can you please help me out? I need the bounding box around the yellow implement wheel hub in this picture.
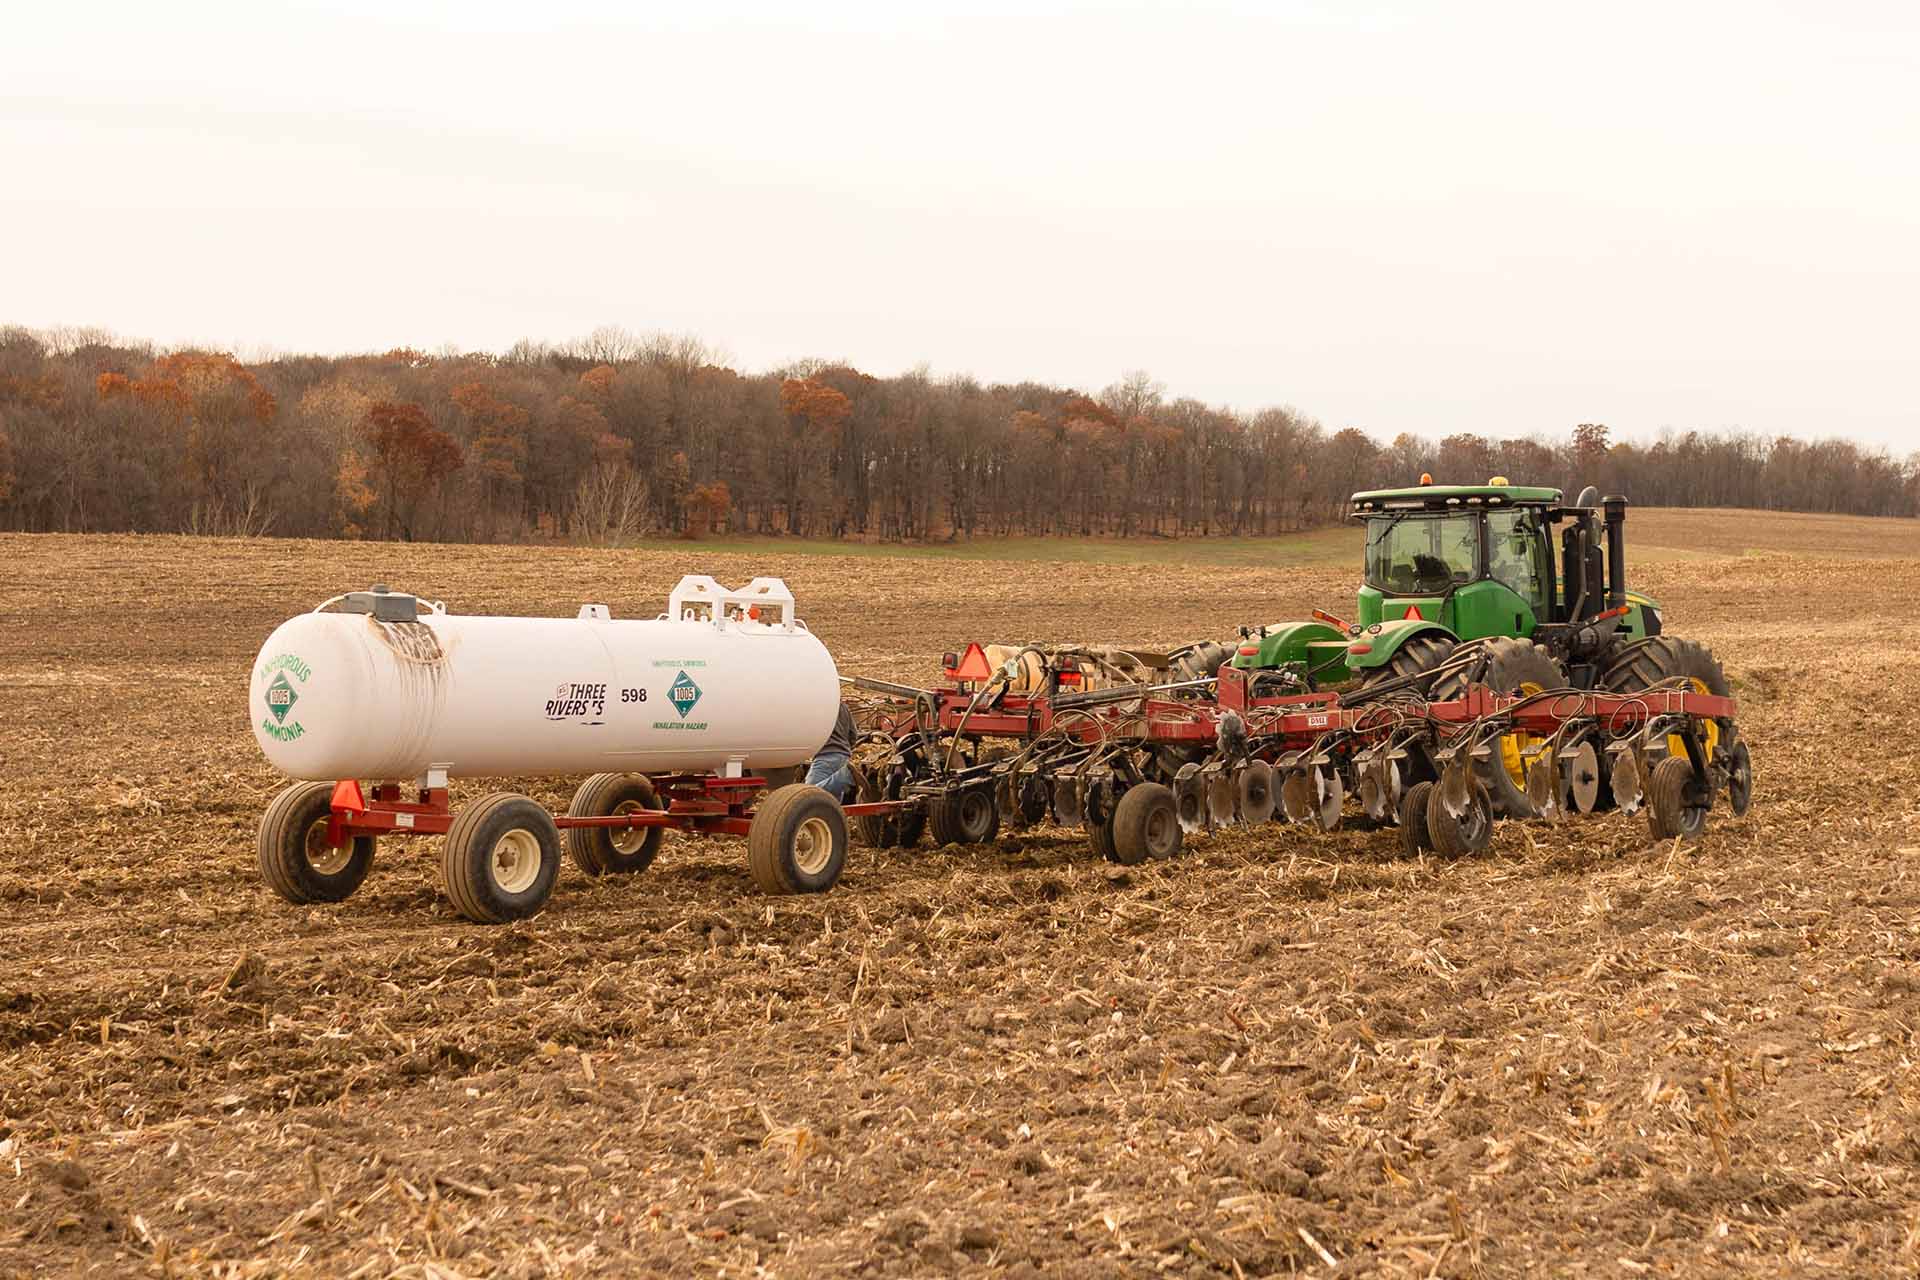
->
[1667,677,1720,763]
[1498,681,1550,791]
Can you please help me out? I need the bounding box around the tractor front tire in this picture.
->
[1430,637,1567,819]
[1355,633,1456,698]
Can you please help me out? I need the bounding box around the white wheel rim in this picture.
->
[611,800,646,854]
[490,828,543,895]
[304,822,352,876]
[793,815,834,877]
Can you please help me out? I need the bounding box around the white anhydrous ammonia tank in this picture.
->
[248,576,839,782]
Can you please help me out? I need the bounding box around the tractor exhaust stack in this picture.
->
[1603,495,1629,613]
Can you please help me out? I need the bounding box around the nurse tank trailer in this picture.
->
[248,575,901,923]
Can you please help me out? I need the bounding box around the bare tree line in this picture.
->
[1,325,1914,544]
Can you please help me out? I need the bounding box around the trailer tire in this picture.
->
[1111,783,1182,864]
[1647,755,1710,841]
[1398,780,1436,856]
[930,787,1000,846]
[1427,780,1493,857]
[258,781,374,905]
[441,793,561,924]
[748,784,848,894]
[566,773,664,877]
[1429,637,1565,819]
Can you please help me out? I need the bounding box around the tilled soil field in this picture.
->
[3,521,1919,1278]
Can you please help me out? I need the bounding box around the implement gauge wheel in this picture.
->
[930,786,1000,847]
[258,781,375,905]
[1398,780,1436,856]
[748,784,849,894]
[441,792,562,924]
[1647,755,1711,840]
[1726,739,1753,816]
[566,773,664,877]
[1427,780,1494,857]
[1110,783,1182,865]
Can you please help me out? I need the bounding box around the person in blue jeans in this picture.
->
[804,701,856,801]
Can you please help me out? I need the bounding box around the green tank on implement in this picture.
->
[1232,477,1735,817]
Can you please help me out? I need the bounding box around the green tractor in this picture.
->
[1232,478,1731,817]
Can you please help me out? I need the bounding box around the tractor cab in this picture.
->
[1353,480,1565,641]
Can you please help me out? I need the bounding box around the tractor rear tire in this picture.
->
[565,773,664,877]
[1355,633,1456,697]
[747,784,848,894]
[1429,637,1566,819]
[259,781,375,905]
[929,787,1000,846]
[1110,784,1182,864]
[1601,636,1733,765]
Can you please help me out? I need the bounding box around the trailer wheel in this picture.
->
[1647,755,1710,840]
[258,781,374,905]
[930,786,1000,846]
[566,773,664,877]
[441,793,562,924]
[748,784,848,894]
[1111,783,1182,864]
[1398,780,1436,856]
[852,768,927,849]
[1427,781,1493,857]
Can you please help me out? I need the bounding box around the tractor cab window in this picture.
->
[1486,509,1550,614]
[1365,513,1481,595]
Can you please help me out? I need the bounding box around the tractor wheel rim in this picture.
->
[1499,681,1548,791]
[304,821,352,876]
[793,816,834,876]
[1666,678,1720,762]
[489,829,542,895]
[611,800,646,854]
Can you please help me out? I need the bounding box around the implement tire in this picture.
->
[1355,633,1456,698]
[1110,783,1181,865]
[258,781,374,905]
[566,773,664,877]
[929,787,1000,847]
[747,784,848,894]
[1430,637,1566,818]
[1647,755,1711,841]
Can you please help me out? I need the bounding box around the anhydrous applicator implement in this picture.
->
[845,481,1749,862]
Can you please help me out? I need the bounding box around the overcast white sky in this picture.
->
[5,1,1916,450]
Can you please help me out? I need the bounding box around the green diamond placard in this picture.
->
[265,671,300,724]
[668,671,702,718]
